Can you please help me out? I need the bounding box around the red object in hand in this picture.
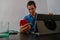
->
[20,20,31,32]
[20,20,28,26]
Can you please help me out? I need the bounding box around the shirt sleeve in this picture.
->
[23,16,28,20]
[24,16,30,24]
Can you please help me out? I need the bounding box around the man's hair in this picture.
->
[27,1,36,8]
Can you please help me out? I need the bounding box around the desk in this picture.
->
[0,33,60,40]
[10,33,60,40]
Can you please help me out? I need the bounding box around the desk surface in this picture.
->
[0,33,60,40]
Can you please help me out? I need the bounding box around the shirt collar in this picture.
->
[29,13,37,18]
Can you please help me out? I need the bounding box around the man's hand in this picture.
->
[48,12,54,16]
[20,23,31,33]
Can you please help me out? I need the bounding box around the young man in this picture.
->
[20,1,38,34]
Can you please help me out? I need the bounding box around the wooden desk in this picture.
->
[0,33,60,40]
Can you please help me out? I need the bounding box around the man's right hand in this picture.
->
[20,23,31,33]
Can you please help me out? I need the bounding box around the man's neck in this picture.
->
[32,13,36,17]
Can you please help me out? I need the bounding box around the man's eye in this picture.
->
[32,8,34,9]
[29,9,31,10]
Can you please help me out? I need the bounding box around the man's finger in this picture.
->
[21,26,28,31]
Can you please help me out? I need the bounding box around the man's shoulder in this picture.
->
[24,14,30,18]
[24,14,30,19]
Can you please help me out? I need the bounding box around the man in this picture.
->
[20,1,38,34]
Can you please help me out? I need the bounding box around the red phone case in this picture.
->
[20,20,28,26]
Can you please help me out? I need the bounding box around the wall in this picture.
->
[34,0,48,14]
[0,0,29,32]
[34,0,60,14]
[47,0,60,14]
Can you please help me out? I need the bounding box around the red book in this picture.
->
[20,20,28,26]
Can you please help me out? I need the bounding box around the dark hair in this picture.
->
[27,1,36,8]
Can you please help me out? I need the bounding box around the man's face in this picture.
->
[27,5,36,15]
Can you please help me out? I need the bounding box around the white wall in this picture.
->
[34,0,48,14]
[0,0,29,32]
[34,0,60,14]
[47,0,60,14]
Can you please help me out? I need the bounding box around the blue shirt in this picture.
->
[24,14,37,32]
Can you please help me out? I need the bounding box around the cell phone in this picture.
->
[20,20,28,27]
